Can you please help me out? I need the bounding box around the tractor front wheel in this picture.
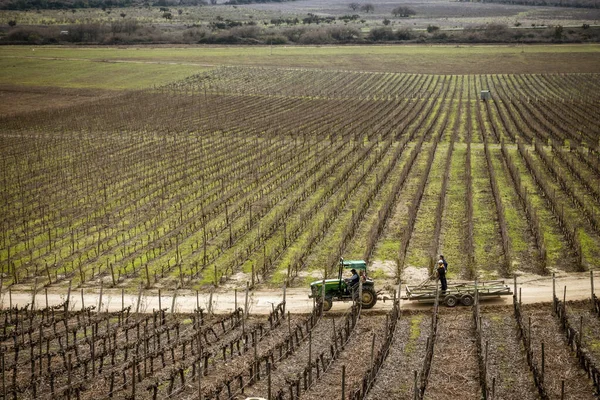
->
[360,288,377,309]
[322,297,333,312]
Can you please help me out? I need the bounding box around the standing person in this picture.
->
[437,259,447,292]
[439,254,448,272]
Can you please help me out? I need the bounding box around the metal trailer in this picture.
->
[402,280,513,307]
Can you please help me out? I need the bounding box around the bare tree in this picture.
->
[361,3,374,13]
[392,6,416,17]
[348,2,360,11]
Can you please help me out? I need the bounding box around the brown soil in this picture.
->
[0,84,116,116]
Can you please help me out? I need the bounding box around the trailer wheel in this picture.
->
[460,294,474,307]
[444,295,458,307]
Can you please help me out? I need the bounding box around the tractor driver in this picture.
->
[345,268,360,291]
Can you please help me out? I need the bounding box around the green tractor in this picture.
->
[309,259,377,311]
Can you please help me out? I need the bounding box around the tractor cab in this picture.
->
[309,258,377,311]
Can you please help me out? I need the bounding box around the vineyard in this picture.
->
[2,282,600,399]
[1,67,599,293]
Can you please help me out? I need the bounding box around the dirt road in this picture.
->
[0,272,594,314]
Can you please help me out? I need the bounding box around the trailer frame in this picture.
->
[402,280,513,307]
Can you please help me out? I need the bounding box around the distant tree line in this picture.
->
[458,0,598,7]
[0,0,275,9]
[0,0,208,10]
[3,14,599,45]
[0,0,133,10]
[224,0,297,4]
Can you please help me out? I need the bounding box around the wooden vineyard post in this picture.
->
[308,330,312,386]
[283,280,287,316]
[158,289,162,312]
[514,276,517,301]
[65,280,72,314]
[67,354,72,400]
[541,341,545,381]
[2,353,5,400]
[413,371,418,400]
[136,285,142,314]
[234,288,237,311]
[321,277,325,314]
[92,325,96,378]
[196,290,199,311]
[332,318,338,353]
[121,289,124,311]
[171,291,177,314]
[31,277,37,310]
[341,365,346,400]
[475,280,480,321]
[253,330,258,381]
[242,311,246,335]
[370,331,376,373]
[244,282,249,318]
[197,333,203,400]
[553,273,556,301]
[111,263,117,287]
[591,271,595,306]
[359,279,363,312]
[98,280,103,313]
[131,356,136,399]
[485,340,489,387]
[267,361,272,400]
[208,289,213,315]
[397,279,402,311]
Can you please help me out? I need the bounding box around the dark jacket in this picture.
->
[437,264,446,278]
[348,272,360,287]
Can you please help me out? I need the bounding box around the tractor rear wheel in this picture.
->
[360,288,377,309]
